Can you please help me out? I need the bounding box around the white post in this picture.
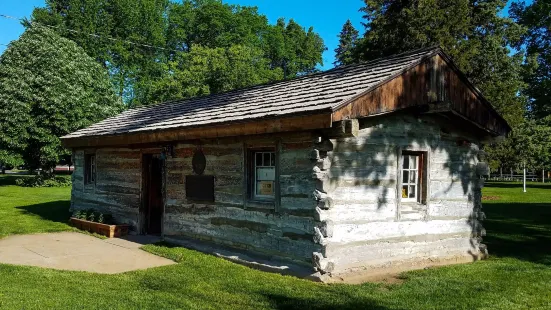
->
[523,163,527,193]
[543,169,545,183]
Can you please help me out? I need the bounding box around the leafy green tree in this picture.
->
[31,0,326,105]
[334,20,360,67]
[511,0,551,119]
[265,18,326,79]
[33,0,170,106]
[488,118,551,172]
[354,0,529,127]
[146,45,283,104]
[0,26,123,171]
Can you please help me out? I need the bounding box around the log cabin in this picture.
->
[61,47,510,281]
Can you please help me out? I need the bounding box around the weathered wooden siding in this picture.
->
[71,148,141,228]
[332,54,509,136]
[315,113,486,274]
[439,55,508,135]
[71,112,488,276]
[163,133,321,264]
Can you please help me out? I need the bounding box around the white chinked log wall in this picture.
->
[314,114,487,275]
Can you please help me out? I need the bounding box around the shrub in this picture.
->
[15,175,72,187]
[72,209,114,225]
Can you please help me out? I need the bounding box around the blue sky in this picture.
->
[223,0,365,69]
[0,0,523,70]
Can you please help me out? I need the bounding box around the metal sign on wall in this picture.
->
[186,147,214,202]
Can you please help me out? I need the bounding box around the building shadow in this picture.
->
[484,182,551,190]
[15,201,72,225]
[483,201,551,265]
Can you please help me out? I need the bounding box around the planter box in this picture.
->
[70,218,129,238]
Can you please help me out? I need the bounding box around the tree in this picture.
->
[511,0,551,119]
[0,26,123,171]
[31,0,326,106]
[487,117,551,172]
[32,0,169,106]
[334,20,360,67]
[264,18,326,79]
[145,45,284,104]
[353,0,529,128]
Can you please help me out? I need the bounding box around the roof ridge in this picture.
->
[123,46,442,114]
[331,45,441,72]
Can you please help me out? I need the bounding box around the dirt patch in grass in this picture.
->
[482,195,501,201]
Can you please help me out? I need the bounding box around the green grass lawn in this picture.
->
[0,175,72,237]
[0,175,550,309]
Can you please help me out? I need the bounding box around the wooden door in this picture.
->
[142,154,163,235]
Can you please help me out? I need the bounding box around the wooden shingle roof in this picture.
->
[62,46,510,148]
[63,47,441,140]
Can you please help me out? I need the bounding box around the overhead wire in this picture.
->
[0,13,180,53]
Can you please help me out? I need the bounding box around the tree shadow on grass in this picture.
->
[0,175,25,186]
[483,202,551,265]
[260,292,395,310]
[484,182,551,190]
[15,201,72,225]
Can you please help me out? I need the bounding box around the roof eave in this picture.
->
[61,111,333,148]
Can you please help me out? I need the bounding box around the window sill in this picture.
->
[400,201,427,206]
[245,200,275,211]
[186,199,216,205]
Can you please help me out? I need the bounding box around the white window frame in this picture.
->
[85,154,96,185]
[401,154,420,203]
[252,151,276,200]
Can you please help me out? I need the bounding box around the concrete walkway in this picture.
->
[0,232,175,273]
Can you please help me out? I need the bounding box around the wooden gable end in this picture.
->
[332,54,510,137]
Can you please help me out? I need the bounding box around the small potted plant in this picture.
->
[70,209,129,238]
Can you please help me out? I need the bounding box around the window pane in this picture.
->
[263,153,271,166]
[403,156,409,169]
[92,156,96,182]
[256,153,262,166]
[410,156,417,169]
[270,153,275,166]
[256,167,275,181]
[409,186,416,198]
[256,181,274,196]
[403,171,409,184]
[402,185,408,198]
[409,171,417,183]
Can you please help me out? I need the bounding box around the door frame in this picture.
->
[140,152,165,236]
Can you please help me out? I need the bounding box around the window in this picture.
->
[401,152,426,203]
[84,154,96,185]
[249,150,276,201]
